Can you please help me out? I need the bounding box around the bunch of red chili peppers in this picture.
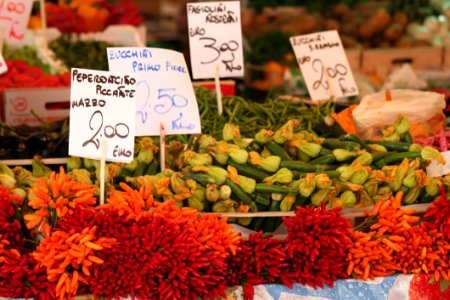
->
[1,174,450,299]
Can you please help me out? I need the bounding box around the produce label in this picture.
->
[0,53,6,74]
[69,68,136,163]
[186,1,244,79]
[0,0,33,42]
[290,30,359,101]
[107,47,201,136]
[426,150,450,177]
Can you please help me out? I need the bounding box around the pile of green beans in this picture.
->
[195,88,334,139]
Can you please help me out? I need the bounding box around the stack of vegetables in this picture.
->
[28,0,143,33]
[57,114,446,233]
[0,163,449,299]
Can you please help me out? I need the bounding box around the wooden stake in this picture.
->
[214,65,223,115]
[99,140,107,205]
[159,123,165,172]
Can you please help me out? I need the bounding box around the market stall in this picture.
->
[1,1,450,300]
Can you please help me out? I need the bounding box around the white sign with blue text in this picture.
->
[187,1,244,79]
[69,68,136,163]
[107,47,201,136]
[290,30,359,101]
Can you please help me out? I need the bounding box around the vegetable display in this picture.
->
[2,46,52,75]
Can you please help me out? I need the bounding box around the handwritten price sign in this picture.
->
[0,53,6,74]
[69,68,137,163]
[290,30,358,101]
[187,1,244,79]
[0,0,33,42]
[107,47,201,136]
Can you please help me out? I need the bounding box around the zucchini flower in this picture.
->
[67,156,82,171]
[336,165,355,181]
[199,135,217,153]
[123,157,138,172]
[333,149,360,162]
[377,185,393,196]
[108,163,121,179]
[188,184,207,212]
[349,166,370,185]
[10,187,26,201]
[223,123,240,142]
[255,129,274,144]
[353,152,373,166]
[273,120,300,144]
[373,193,392,203]
[442,175,450,187]
[83,158,96,171]
[208,141,230,165]
[137,137,157,163]
[260,147,272,158]
[32,156,52,178]
[426,178,442,196]
[363,179,379,196]
[407,158,421,175]
[227,166,256,193]
[137,148,154,165]
[206,184,220,202]
[68,169,92,185]
[369,169,389,182]
[238,217,252,226]
[219,184,232,200]
[404,186,422,204]
[0,163,14,178]
[421,146,445,165]
[263,168,293,185]
[314,173,333,189]
[191,165,228,185]
[388,158,410,192]
[311,189,331,206]
[248,151,281,173]
[271,193,283,201]
[340,191,357,208]
[409,143,423,152]
[355,190,373,208]
[228,144,249,164]
[170,173,189,196]
[394,114,410,135]
[12,166,37,188]
[0,174,16,189]
[382,126,400,142]
[280,194,296,211]
[288,137,322,158]
[367,144,387,153]
[402,172,417,188]
[181,150,212,167]
[298,173,315,197]
[212,200,230,213]
[415,169,430,187]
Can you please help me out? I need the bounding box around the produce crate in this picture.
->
[345,48,362,73]
[361,47,444,80]
[1,87,70,126]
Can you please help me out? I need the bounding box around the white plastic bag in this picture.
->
[352,89,446,139]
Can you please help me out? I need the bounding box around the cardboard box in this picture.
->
[345,49,362,73]
[361,47,444,80]
[2,87,70,126]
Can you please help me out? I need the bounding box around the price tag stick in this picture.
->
[323,64,336,101]
[214,65,223,115]
[0,29,4,55]
[99,140,107,205]
[39,0,47,44]
[159,123,166,172]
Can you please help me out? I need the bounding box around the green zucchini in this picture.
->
[293,170,341,179]
[310,154,336,164]
[322,138,361,151]
[133,162,149,177]
[254,193,271,206]
[383,152,421,165]
[403,132,414,144]
[145,161,160,175]
[182,172,216,185]
[265,141,291,161]
[319,148,332,156]
[228,159,269,182]
[280,160,333,172]
[367,140,410,152]
[226,178,258,211]
[255,183,297,195]
[339,134,367,149]
[371,151,393,162]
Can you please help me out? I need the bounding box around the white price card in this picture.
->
[426,151,450,177]
[107,47,201,136]
[290,30,359,101]
[0,53,6,74]
[69,68,136,163]
[187,1,244,79]
[0,0,33,42]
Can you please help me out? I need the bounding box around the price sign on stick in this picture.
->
[69,68,136,163]
[186,1,244,79]
[0,0,33,42]
[107,47,201,136]
[290,30,359,101]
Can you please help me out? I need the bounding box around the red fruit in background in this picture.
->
[409,274,450,300]
[45,3,85,33]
